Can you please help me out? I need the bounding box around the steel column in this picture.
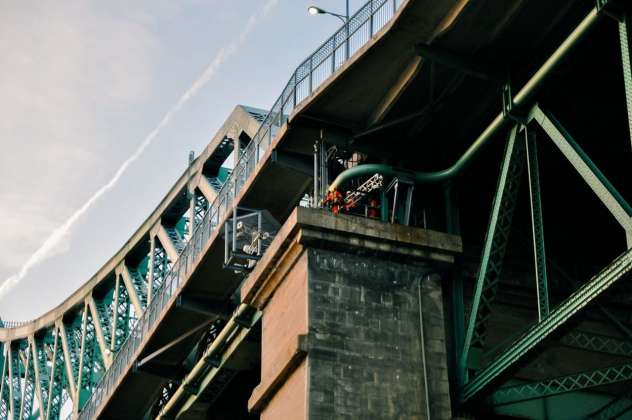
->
[86,296,112,368]
[45,332,59,420]
[56,322,77,403]
[461,125,525,373]
[461,247,632,402]
[524,128,549,319]
[28,337,45,420]
[119,265,143,316]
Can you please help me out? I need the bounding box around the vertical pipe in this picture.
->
[391,180,399,223]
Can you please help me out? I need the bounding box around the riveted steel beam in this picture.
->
[524,128,549,320]
[27,337,44,420]
[461,125,525,373]
[57,321,77,402]
[561,330,632,356]
[490,362,632,405]
[461,247,632,402]
[533,106,632,244]
[45,331,59,420]
[86,296,112,369]
[621,15,632,142]
[119,264,143,316]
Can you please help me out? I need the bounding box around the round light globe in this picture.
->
[308,6,323,15]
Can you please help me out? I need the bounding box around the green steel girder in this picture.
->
[490,362,632,406]
[621,9,632,152]
[461,247,632,403]
[193,192,209,230]
[113,279,132,352]
[20,345,35,420]
[524,128,549,320]
[151,241,170,296]
[532,106,632,236]
[9,346,21,419]
[560,330,632,357]
[461,125,525,372]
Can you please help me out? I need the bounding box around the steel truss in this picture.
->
[490,362,632,406]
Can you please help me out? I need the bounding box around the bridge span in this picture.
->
[2,0,632,418]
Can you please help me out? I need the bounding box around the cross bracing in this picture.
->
[1,0,632,418]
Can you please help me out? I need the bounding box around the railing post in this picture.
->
[293,72,297,109]
[331,37,336,74]
[309,57,313,94]
[370,0,374,36]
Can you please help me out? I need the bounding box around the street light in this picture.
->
[308,1,350,58]
[307,5,348,24]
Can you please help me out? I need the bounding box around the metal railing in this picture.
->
[78,0,403,417]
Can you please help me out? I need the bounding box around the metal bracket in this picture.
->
[597,0,625,21]
[502,82,528,124]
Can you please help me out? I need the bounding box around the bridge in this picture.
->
[2,0,632,418]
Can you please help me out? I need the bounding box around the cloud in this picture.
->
[0,0,279,303]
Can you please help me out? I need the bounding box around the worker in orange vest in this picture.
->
[367,197,380,219]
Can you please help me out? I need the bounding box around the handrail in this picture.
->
[77,1,405,418]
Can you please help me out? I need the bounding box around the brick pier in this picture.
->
[242,207,462,419]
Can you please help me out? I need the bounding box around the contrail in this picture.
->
[0,0,279,301]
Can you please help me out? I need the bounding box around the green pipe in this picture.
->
[329,8,600,192]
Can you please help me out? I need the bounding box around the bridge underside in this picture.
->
[2,0,632,419]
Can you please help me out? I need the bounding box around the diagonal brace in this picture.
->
[490,361,632,406]
[532,106,632,240]
[461,247,632,402]
[461,125,525,373]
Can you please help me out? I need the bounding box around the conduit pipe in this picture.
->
[329,7,600,192]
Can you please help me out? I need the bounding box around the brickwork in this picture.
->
[306,248,452,419]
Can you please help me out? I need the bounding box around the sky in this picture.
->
[0,0,366,320]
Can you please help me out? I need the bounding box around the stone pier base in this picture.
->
[242,207,461,419]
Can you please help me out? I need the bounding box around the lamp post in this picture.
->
[308,1,350,59]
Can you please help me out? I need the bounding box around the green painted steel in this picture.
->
[560,331,632,357]
[524,128,549,320]
[329,7,601,193]
[620,10,632,151]
[461,247,632,403]
[490,362,632,406]
[533,106,632,231]
[460,125,525,374]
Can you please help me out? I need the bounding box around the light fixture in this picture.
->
[308,6,325,15]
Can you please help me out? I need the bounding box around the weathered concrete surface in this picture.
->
[244,207,461,419]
